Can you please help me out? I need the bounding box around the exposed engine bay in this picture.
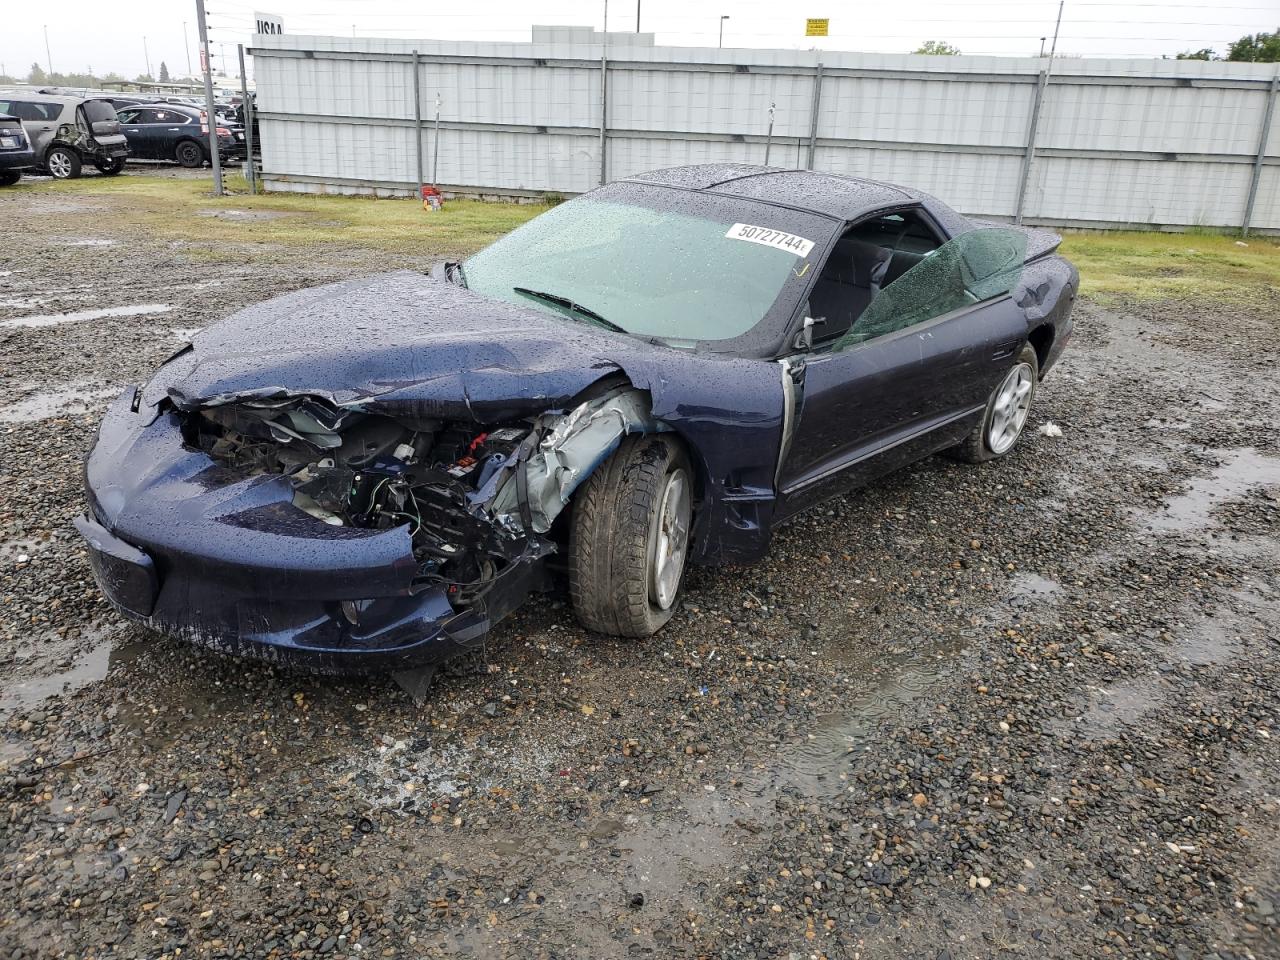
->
[177,385,657,602]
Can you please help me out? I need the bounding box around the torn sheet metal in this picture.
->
[490,388,659,533]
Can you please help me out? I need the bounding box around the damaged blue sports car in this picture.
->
[77,164,1077,672]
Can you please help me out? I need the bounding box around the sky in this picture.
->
[2,0,1277,82]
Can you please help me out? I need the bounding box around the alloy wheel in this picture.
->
[650,469,691,610]
[987,362,1035,455]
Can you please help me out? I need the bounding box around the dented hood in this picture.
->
[146,271,631,420]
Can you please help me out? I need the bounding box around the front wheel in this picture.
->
[175,140,205,168]
[95,156,126,176]
[45,146,81,179]
[950,344,1039,463]
[569,434,693,637]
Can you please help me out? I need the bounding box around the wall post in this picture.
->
[412,50,423,190]
[1014,70,1047,225]
[806,62,824,169]
[599,54,609,185]
[1242,73,1279,238]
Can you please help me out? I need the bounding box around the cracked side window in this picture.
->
[831,227,1027,351]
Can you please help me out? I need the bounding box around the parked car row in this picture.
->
[0,88,252,183]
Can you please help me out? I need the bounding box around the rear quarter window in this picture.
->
[0,100,61,122]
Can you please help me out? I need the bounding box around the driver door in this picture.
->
[776,227,1030,517]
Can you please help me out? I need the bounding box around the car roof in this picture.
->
[123,102,200,115]
[622,163,935,223]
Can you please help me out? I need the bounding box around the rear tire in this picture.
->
[175,140,205,168]
[0,171,20,186]
[569,434,693,638]
[94,157,126,176]
[46,147,81,180]
[949,344,1039,463]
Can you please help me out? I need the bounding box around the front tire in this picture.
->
[175,140,205,168]
[46,147,81,180]
[950,344,1039,463]
[95,156,126,176]
[569,434,693,637]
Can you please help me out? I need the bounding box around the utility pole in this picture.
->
[1039,37,1046,57]
[184,22,193,76]
[194,0,223,195]
[43,25,53,76]
[143,36,152,78]
[636,0,641,32]
[719,15,729,48]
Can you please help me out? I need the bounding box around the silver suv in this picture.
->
[0,93,129,179]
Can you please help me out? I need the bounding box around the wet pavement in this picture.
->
[1,174,1279,959]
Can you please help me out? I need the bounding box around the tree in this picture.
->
[159,61,170,82]
[914,40,961,56]
[135,72,154,83]
[28,62,47,85]
[1175,48,1217,61]
[1227,28,1280,62]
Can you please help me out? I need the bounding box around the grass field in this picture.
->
[13,171,1280,304]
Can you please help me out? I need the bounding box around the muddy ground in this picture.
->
[2,169,1279,960]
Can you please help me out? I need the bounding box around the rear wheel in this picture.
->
[45,147,81,180]
[950,344,1039,463]
[94,156,126,176]
[0,171,20,186]
[175,140,205,168]
[569,434,693,637]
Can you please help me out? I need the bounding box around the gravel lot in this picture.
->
[2,170,1279,959]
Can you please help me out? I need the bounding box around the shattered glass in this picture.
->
[834,227,1027,349]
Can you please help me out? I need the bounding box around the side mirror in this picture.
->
[794,315,826,351]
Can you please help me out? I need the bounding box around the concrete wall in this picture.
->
[248,31,1280,232]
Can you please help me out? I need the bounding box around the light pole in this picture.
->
[1038,37,1046,57]
[143,36,152,79]
[719,15,729,48]
[184,21,193,76]
[43,25,52,76]
[636,0,641,32]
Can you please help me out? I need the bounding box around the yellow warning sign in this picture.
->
[805,18,829,37]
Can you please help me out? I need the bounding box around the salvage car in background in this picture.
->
[77,164,1076,673]
[0,94,128,178]
[115,103,243,167]
[0,112,35,185]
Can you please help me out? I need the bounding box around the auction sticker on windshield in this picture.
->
[725,223,814,258]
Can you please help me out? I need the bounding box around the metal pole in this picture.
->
[237,44,255,194]
[412,50,422,190]
[143,37,152,79]
[184,22,192,76]
[432,93,441,187]
[1014,70,1047,224]
[194,0,222,195]
[44,26,52,76]
[764,101,775,165]
[1242,74,1279,238]
[636,0,641,32]
[599,55,608,185]
[806,63,823,169]
[1048,0,1064,59]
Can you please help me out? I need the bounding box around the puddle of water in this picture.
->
[0,382,118,423]
[0,625,139,713]
[1147,448,1280,533]
[1069,678,1163,739]
[198,208,290,221]
[50,238,115,247]
[0,303,172,329]
[761,642,964,798]
[1007,572,1062,607]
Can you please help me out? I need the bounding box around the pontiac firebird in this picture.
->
[76,164,1077,672]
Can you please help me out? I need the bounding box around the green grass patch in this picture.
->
[1060,229,1280,306]
[24,171,547,255]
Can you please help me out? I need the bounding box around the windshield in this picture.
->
[462,182,837,353]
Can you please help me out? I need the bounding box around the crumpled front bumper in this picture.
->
[77,388,542,673]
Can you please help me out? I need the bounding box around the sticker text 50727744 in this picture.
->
[724,223,815,258]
